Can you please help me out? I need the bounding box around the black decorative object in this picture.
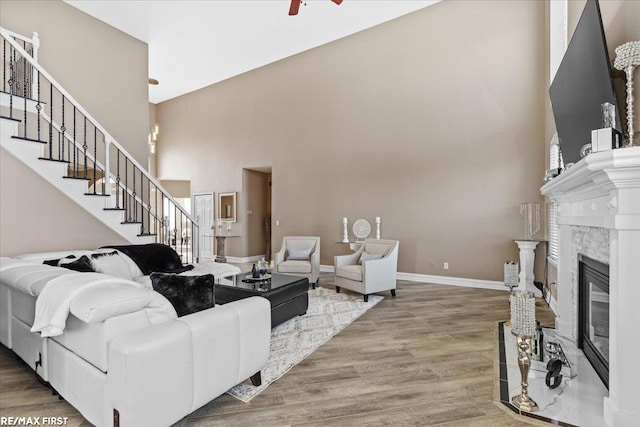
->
[545,358,563,389]
[150,272,214,317]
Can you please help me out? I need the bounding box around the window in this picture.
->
[548,201,559,261]
[550,0,568,81]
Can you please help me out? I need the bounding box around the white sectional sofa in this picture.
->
[0,248,271,427]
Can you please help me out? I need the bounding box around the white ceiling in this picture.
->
[65,0,440,104]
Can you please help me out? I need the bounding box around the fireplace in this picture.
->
[578,254,609,389]
[541,147,640,425]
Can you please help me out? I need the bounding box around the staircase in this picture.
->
[0,27,199,263]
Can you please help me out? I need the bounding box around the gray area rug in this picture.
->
[226,287,383,402]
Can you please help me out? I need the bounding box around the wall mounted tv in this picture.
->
[549,0,622,166]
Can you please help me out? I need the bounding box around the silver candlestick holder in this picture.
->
[614,40,640,147]
[509,290,538,412]
[342,217,349,243]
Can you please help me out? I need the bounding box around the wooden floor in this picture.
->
[0,273,555,426]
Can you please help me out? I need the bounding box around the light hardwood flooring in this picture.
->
[0,272,554,426]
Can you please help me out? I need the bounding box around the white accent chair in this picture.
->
[274,236,320,288]
[334,239,399,302]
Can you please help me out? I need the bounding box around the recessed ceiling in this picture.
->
[65,0,440,104]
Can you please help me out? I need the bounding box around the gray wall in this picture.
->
[156,0,547,281]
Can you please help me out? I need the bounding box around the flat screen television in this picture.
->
[549,0,622,166]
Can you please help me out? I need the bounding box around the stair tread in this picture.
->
[103,208,126,211]
[83,193,109,197]
[38,157,70,164]
[121,221,142,224]
[12,136,48,144]
[0,115,21,122]
[137,233,157,237]
[63,176,91,181]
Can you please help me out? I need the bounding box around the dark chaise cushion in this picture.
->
[103,244,194,275]
[150,272,214,317]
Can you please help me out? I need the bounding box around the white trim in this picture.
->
[396,272,507,291]
[320,265,507,292]
[320,264,334,273]
[227,254,265,263]
[549,295,559,316]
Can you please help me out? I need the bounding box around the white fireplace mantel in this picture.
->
[541,146,640,427]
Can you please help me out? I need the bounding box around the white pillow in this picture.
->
[358,251,384,265]
[286,247,312,261]
[90,251,143,280]
[70,282,151,323]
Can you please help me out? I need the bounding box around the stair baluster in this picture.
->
[48,78,53,158]
[22,54,27,138]
[36,71,41,141]
[72,106,76,172]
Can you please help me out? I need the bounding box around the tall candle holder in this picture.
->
[509,290,538,412]
[614,40,639,147]
[342,217,349,243]
[504,261,519,326]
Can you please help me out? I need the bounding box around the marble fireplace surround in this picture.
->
[541,147,640,427]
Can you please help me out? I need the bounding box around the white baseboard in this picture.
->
[396,271,507,291]
[320,264,335,273]
[226,254,266,263]
[320,265,507,292]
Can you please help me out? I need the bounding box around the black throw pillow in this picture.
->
[58,256,95,272]
[43,254,75,267]
[150,272,214,317]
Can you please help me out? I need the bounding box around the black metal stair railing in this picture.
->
[0,27,199,263]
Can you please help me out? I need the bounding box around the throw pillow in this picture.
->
[286,247,313,261]
[150,272,214,317]
[58,255,95,272]
[43,255,75,267]
[358,251,384,265]
[70,282,151,323]
[90,251,142,280]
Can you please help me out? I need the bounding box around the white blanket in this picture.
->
[30,272,158,337]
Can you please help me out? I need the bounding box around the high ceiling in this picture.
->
[65,0,440,104]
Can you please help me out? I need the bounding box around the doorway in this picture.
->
[193,193,215,260]
[243,167,272,261]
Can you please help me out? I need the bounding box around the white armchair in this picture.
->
[274,236,320,288]
[334,239,399,302]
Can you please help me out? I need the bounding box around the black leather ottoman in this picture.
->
[215,273,309,327]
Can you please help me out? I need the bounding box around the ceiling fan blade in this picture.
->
[289,0,301,15]
[331,0,343,4]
